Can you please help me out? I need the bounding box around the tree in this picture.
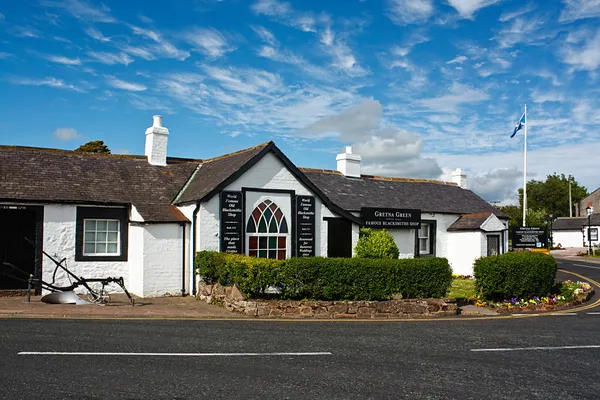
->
[75,140,111,154]
[497,205,547,231]
[517,173,587,220]
[354,228,399,259]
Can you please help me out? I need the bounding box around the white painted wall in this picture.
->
[447,231,484,275]
[142,223,187,297]
[389,229,415,259]
[481,214,505,232]
[553,230,585,248]
[42,205,130,295]
[127,224,145,296]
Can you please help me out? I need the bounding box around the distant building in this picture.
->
[552,214,600,248]
[576,187,600,217]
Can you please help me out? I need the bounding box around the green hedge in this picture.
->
[354,228,399,259]
[473,252,557,300]
[195,251,453,301]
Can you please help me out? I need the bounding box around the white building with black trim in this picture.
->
[0,117,508,297]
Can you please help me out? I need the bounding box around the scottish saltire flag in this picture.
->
[511,112,526,138]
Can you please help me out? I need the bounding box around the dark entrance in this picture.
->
[0,206,43,293]
[327,218,352,258]
[487,235,500,256]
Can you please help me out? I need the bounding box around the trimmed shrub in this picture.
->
[195,251,226,284]
[195,251,453,301]
[354,228,400,259]
[473,252,557,300]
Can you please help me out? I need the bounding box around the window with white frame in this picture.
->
[418,223,430,255]
[246,199,289,260]
[83,219,120,255]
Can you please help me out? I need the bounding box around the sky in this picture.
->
[1,0,599,205]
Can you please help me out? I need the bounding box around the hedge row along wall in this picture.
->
[473,252,558,300]
[195,251,453,301]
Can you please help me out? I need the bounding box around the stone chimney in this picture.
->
[452,168,468,189]
[336,146,362,178]
[145,115,169,166]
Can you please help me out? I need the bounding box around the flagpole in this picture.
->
[523,104,527,227]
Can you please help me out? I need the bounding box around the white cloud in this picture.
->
[84,26,110,42]
[106,77,147,91]
[46,55,82,65]
[251,0,316,32]
[9,76,84,92]
[417,83,489,113]
[43,0,115,23]
[128,25,190,61]
[9,25,41,38]
[183,28,236,58]
[467,167,522,203]
[493,16,549,48]
[302,99,382,141]
[559,0,600,23]
[87,51,133,65]
[0,52,13,59]
[387,0,434,25]
[498,4,535,22]
[138,14,153,24]
[128,94,173,113]
[447,0,501,19]
[447,55,467,64]
[561,29,600,71]
[252,25,278,46]
[531,90,565,103]
[53,128,81,141]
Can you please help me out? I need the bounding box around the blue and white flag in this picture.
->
[511,112,526,138]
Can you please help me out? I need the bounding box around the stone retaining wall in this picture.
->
[197,282,458,319]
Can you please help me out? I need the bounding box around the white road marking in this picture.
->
[511,314,539,316]
[586,312,600,315]
[471,345,600,352]
[18,351,332,357]
[573,263,600,270]
[550,313,577,316]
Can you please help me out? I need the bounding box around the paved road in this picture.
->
[1,259,600,400]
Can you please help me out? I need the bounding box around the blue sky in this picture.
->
[1,0,600,204]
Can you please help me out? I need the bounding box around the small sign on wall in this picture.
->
[589,228,598,242]
[220,191,243,254]
[296,196,316,257]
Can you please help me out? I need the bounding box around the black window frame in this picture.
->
[415,220,437,257]
[75,207,129,262]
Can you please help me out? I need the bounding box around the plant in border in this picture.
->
[354,228,399,259]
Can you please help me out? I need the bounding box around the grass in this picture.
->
[447,278,477,303]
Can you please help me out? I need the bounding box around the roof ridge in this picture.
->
[299,167,457,186]
[201,141,272,164]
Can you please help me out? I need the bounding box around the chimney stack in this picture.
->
[336,146,362,178]
[452,168,468,189]
[145,115,169,166]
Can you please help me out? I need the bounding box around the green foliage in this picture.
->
[195,251,453,301]
[354,228,400,259]
[473,252,557,300]
[517,173,588,219]
[496,205,548,231]
[75,140,111,154]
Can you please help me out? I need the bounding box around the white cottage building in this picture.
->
[0,116,508,297]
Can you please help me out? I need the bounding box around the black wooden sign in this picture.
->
[296,196,316,257]
[589,228,598,242]
[361,208,421,228]
[512,226,548,248]
[220,191,243,254]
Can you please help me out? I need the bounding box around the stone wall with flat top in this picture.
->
[197,282,457,319]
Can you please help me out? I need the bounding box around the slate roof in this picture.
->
[553,214,600,230]
[175,142,270,204]
[0,146,199,222]
[447,212,493,231]
[300,169,507,218]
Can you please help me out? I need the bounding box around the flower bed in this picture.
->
[476,281,594,313]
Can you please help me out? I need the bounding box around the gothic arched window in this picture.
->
[246,199,289,259]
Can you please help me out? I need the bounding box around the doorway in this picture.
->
[0,206,43,292]
[486,235,500,257]
[327,219,352,258]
